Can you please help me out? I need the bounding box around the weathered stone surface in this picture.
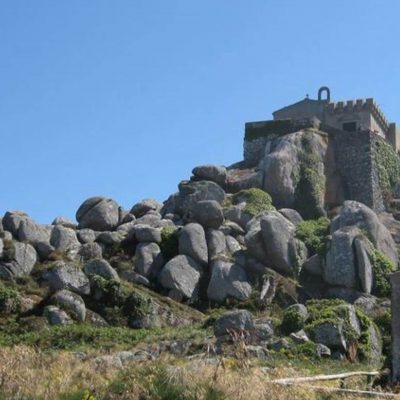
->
[96,231,125,245]
[325,226,360,288]
[303,254,323,276]
[379,212,400,245]
[76,196,120,231]
[0,239,3,258]
[226,167,263,193]
[316,343,331,357]
[312,321,347,350]
[44,305,73,325]
[367,323,382,365]
[85,309,109,327]
[43,262,90,295]
[169,180,225,216]
[224,205,252,229]
[130,199,162,218]
[192,164,227,187]
[260,211,306,275]
[50,225,80,252]
[191,200,224,229]
[2,211,30,236]
[225,235,241,254]
[84,259,120,281]
[52,216,76,229]
[279,208,303,226]
[18,219,52,245]
[244,225,268,263]
[135,242,164,278]
[77,229,97,244]
[214,310,254,337]
[207,260,251,302]
[206,229,226,261]
[134,225,162,243]
[159,255,202,299]
[261,130,327,210]
[354,236,374,294]
[331,201,398,266]
[178,223,208,265]
[36,241,55,260]
[0,241,37,277]
[51,290,86,321]
[77,242,103,262]
[134,213,162,228]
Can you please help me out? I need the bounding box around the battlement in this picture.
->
[325,98,390,132]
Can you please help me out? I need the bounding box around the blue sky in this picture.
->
[1,0,400,223]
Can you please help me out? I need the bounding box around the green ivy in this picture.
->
[375,139,400,197]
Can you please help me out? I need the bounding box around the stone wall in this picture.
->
[324,125,384,211]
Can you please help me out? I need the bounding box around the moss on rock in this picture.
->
[296,217,330,256]
[232,188,275,217]
[160,226,179,262]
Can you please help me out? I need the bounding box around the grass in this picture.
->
[0,346,382,400]
[0,322,210,351]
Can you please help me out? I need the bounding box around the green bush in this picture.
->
[296,217,330,255]
[280,307,306,334]
[160,226,179,261]
[232,188,275,217]
[0,284,21,314]
[369,249,395,297]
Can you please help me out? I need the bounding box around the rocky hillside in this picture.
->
[2,127,400,398]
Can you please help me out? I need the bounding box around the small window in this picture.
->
[342,122,357,132]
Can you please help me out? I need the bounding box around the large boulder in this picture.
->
[178,223,208,265]
[191,200,224,229]
[207,260,251,303]
[50,290,86,321]
[260,211,307,275]
[354,236,374,294]
[325,226,360,289]
[130,199,162,218]
[50,225,80,252]
[192,164,227,187]
[206,229,227,261]
[43,261,90,295]
[0,241,37,278]
[260,130,327,214]
[135,242,164,278]
[84,259,120,281]
[331,201,398,266]
[166,180,225,216]
[76,196,120,231]
[2,211,30,236]
[159,255,203,300]
[134,225,162,243]
[214,309,254,337]
[18,219,52,245]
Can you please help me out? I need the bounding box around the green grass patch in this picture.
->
[160,226,179,261]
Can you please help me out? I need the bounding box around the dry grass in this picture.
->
[0,346,397,400]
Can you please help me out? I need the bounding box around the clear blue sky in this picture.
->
[1,1,399,223]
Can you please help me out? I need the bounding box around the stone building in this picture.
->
[272,87,400,151]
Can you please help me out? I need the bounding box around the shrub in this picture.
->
[280,307,306,334]
[0,284,21,314]
[296,217,330,255]
[369,249,395,297]
[232,188,275,217]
